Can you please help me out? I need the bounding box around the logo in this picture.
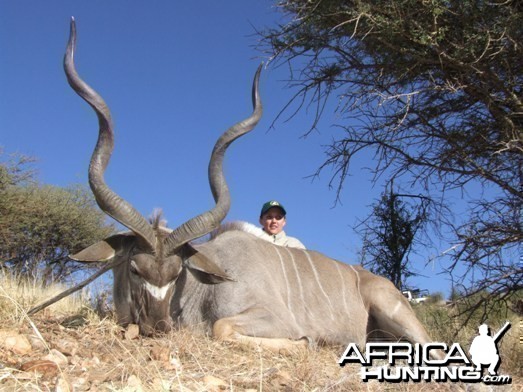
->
[338,322,512,385]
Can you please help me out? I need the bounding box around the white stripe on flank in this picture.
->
[143,281,173,301]
[286,248,308,316]
[392,302,401,317]
[334,261,350,315]
[349,265,368,317]
[304,251,335,319]
[274,247,297,324]
[274,247,291,305]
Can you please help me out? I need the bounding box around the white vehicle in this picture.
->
[402,289,429,304]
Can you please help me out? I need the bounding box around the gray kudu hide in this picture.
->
[65,19,438,352]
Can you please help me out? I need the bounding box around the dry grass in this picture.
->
[0,271,87,321]
[414,300,522,377]
[0,273,521,391]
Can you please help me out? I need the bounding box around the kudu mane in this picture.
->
[210,221,263,240]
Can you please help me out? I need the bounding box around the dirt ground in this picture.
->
[0,313,520,391]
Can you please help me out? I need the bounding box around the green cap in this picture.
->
[260,200,287,217]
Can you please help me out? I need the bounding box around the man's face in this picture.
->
[259,207,286,235]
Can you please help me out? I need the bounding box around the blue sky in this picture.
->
[1,1,456,295]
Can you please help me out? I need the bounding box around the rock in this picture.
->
[0,329,32,355]
[151,378,172,391]
[126,374,144,391]
[271,369,292,388]
[20,359,58,378]
[27,334,47,351]
[203,375,228,391]
[55,339,78,356]
[91,355,101,365]
[125,324,140,340]
[54,376,72,392]
[150,345,170,361]
[43,349,68,366]
[71,377,90,391]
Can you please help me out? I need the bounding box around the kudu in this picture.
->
[65,19,438,353]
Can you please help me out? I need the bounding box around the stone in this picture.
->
[124,324,140,340]
[0,329,32,355]
[20,359,58,378]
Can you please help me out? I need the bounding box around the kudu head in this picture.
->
[64,18,262,335]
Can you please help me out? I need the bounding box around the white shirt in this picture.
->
[259,229,306,249]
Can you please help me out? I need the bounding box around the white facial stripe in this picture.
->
[143,281,173,301]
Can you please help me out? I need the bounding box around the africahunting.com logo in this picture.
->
[338,321,512,385]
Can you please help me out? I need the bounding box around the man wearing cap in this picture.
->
[258,200,306,249]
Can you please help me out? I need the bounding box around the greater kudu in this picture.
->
[65,19,438,352]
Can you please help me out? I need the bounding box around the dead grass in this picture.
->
[0,270,87,322]
[414,301,522,378]
[0,273,521,391]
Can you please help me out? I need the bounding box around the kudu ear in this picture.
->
[182,244,234,284]
[70,234,131,262]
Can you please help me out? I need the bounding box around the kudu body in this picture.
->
[65,19,437,352]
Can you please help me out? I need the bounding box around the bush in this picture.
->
[0,150,114,285]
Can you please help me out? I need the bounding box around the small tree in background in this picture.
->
[0,150,114,286]
[358,184,430,289]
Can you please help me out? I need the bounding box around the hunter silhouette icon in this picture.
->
[469,322,510,376]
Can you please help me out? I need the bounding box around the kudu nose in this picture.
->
[154,319,173,333]
[140,317,173,336]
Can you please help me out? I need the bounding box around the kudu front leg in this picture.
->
[212,310,309,354]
